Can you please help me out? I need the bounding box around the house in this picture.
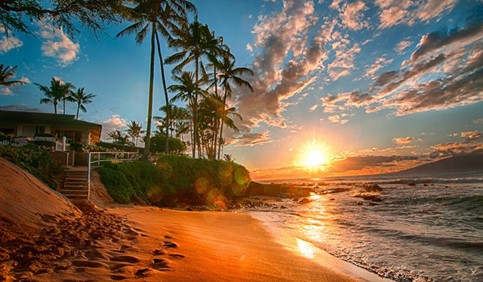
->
[0,110,102,147]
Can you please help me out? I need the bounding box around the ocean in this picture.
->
[248,172,483,282]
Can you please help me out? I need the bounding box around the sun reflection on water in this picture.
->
[296,238,316,259]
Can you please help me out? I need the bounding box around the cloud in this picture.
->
[0,36,23,54]
[409,22,483,64]
[395,40,412,54]
[100,114,128,141]
[1,87,13,96]
[364,56,394,78]
[329,155,420,173]
[227,131,271,147]
[415,0,458,22]
[430,139,483,158]
[327,42,361,80]
[376,0,457,29]
[460,130,482,140]
[236,0,328,129]
[393,136,413,144]
[38,22,80,66]
[328,114,348,124]
[339,1,368,30]
[324,21,483,117]
[474,118,483,125]
[322,90,373,113]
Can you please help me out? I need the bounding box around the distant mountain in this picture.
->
[397,154,483,174]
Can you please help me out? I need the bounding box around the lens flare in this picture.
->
[297,140,331,168]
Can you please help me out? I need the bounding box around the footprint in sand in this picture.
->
[110,274,128,280]
[110,255,141,263]
[71,260,108,268]
[168,253,185,258]
[153,249,166,255]
[162,241,178,248]
[152,258,170,271]
[135,267,150,277]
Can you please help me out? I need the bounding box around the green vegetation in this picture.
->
[98,156,250,208]
[0,145,63,188]
[150,135,186,154]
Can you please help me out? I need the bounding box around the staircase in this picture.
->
[61,167,89,201]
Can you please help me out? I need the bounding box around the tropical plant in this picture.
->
[126,121,143,146]
[116,0,196,160]
[36,77,74,114]
[108,130,132,146]
[0,64,27,87]
[0,0,128,36]
[156,104,190,138]
[150,134,186,154]
[69,87,96,119]
[165,20,224,158]
[197,94,241,159]
[216,53,253,158]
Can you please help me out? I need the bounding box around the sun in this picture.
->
[298,141,330,168]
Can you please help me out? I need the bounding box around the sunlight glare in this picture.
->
[298,141,330,168]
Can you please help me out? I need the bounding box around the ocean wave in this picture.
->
[444,195,483,211]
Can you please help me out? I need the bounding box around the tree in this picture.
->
[157,104,190,137]
[108,130,132,146]
[0,64,26,86]
[70,87,95,119]
[149,134,186,154]
[168,71,204,157]
[0,0,128,36]
[36,77,73,114]
[216,53,253,158]
[126,121,143,147]
[166,20,224,158]
[116,0,196,160]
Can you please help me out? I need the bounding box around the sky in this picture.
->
[1,0,482,180]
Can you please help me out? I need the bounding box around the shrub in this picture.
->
[97,156,251,208]
[0,145,63,188]
[98,166,136,204]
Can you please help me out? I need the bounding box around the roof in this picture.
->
[0,110,102,129]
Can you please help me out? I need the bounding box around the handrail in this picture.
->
[87,151,139,201]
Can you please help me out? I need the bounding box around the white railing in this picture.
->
[87,151,140,200]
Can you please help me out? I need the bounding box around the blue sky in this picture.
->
[1,0,482,179]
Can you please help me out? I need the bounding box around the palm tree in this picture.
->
[70,87,96,119]
[157,104,190,138]
[216,54,253,158]
[168,71,205,157]
[0,64,26,87]
[126,121,143,146]
[166,20,223,158]
[116,0,196,160]
[108,130,132,146]
[36,78,73,114]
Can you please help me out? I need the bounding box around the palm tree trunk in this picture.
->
[193,56,199,158]
[213,67,219,159]
[63,97,66,115]
[154,31,170,155]
[54,103,57,115]
[76,104,80,120]
[143,27,156,160]
[217,87,228,160]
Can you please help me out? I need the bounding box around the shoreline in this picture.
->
[109,206,390,281]
[250,211,392,282]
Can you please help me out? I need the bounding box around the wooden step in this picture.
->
[62,167,90,201]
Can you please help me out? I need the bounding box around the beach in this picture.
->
[0,157,370,281]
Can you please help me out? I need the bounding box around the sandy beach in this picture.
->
[0,156,375,281]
